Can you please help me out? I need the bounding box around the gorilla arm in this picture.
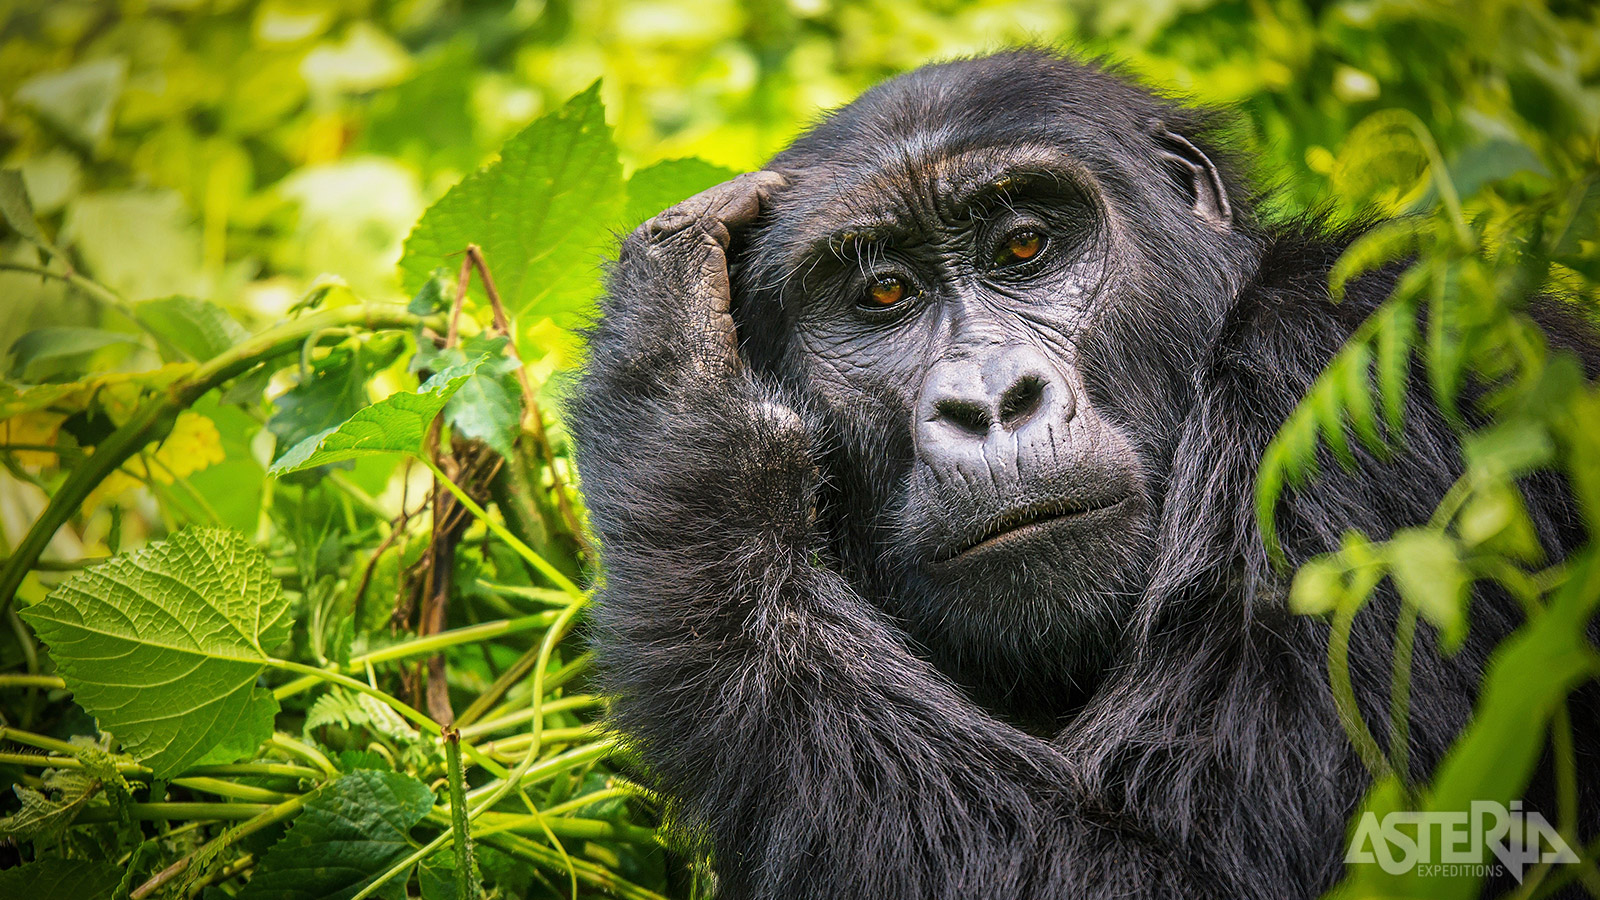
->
[569,174,1220,898]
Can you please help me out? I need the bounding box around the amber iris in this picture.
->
[867,276,907,306]
[998,231,1043,265]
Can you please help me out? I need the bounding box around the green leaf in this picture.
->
[1457,482,1543,564]
[1342,342,1384,455]
[0,767,102,843]
[624,157,740,230]
[1385,528,1470,653]
[239,769,437,900]
[19,528,291,778]
[0,859,123,899]
[1463,420,1555,480]
[134,296,248,363]
[267,335,407,455]
[1288,556,1345,616]
[399,82,624,329]
[14,58,127,151]
[1376,297,1417,436]
[268,355,489,475]
[6,327,140,383]
[413,335,522,458]
[0,168,61,259]
[1329,218,1423,301]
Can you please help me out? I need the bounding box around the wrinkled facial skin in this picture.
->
[731,73,1258,728]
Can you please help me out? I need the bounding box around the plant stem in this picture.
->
[424,458,584,598]
[474,830,669,900]
[445,728,480,899]
[170,776,297,803]
[1328,601,1392,779]
[131,795,306,899]
[271,612,558,701]
[459,694,601,740]
[0,673,65,689]
[266,733,339,778]
[76,801,272,824]
[1388,600,1419,792]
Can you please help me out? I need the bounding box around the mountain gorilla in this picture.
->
[569,50,1599,898]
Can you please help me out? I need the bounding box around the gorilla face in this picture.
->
[732,56,1258,722]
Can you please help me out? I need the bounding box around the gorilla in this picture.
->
[568,50,1599,898]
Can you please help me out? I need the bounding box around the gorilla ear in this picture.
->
[1150,122,1232,228]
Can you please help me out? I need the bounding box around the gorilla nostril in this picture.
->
[998,375,1046,427]
[934,398,992,435]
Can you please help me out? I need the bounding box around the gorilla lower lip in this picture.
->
[938,494,1130,562]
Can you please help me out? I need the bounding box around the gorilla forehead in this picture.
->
[771,49,1186,170]
[752,50,1209,270]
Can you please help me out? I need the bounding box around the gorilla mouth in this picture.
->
[936,493,1132,563]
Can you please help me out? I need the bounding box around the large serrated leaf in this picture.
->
[0,859,123,898]
[268,355,488,475]
[238,769,437,900]
[19,528,290,778]
[623,157,739,229]
[399,82,624,329]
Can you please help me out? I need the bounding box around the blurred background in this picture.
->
[4,0,1561,334]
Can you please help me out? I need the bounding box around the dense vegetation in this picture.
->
[0,1,1596,897]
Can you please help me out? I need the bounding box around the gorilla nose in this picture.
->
[920,345,1074,441]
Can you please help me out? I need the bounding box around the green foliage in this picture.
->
[21,528,290,778]
[399,83,625,333]
[238,769,437,900]
[0,858,123,898]
[269,356,489,475]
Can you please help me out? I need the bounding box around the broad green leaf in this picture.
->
[0,169,61,259]
[14,58,126,151]
[20,528,291,778]
[0,859,123,898]
[134,296,248,363]
[412,335,522,458]
[1385,528,1470,652]
[267,334,407,454]
[399,82,624,329]
[238,769,437,900]
[624,157,740,230]
[268,355,489,475]
[6,327,140,383]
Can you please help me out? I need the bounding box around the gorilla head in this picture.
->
[730,51,1263,723]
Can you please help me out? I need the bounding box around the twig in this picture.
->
[465,245,593,558]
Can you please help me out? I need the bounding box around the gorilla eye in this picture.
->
[995,230,1044,266]
[864,275,910,308]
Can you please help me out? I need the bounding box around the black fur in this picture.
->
[568,50,1599,899]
